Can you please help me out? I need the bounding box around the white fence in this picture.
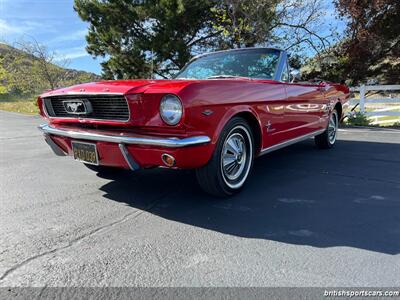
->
[349,85,400,125]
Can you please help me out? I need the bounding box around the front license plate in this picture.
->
[71,141,99,165]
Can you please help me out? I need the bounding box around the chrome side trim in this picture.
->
[119,144,140,171]
[259,129,325,156]
[38,124,211,148]
[44,134,67,156]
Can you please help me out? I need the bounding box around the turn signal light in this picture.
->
[161,154,176,167]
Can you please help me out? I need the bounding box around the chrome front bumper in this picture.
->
[38,124,211,148]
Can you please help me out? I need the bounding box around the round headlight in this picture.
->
[160,94,183,125]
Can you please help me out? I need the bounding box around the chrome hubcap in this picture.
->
[222,133,247,180]
[328,112,338,144]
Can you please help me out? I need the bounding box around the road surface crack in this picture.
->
[0,192,169,283]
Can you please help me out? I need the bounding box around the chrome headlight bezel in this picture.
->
[159,94,183,126]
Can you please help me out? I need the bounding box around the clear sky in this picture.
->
[0,0,345,76]
[0,0,103,74]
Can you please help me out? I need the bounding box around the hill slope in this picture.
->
[0,43,100,100]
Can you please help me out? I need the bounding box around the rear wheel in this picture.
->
[196,117,254,197]
[315,109,339,149]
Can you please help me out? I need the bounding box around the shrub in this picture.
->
[346,112,372,126]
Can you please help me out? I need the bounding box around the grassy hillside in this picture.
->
[0,43,100,114]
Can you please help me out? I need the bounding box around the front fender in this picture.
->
[211,105,262,147]
[183,103,263,167]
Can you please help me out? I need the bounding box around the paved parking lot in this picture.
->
[0,110,399,287]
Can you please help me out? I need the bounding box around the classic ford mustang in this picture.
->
[38,48,349,197]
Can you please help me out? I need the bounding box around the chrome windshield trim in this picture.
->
[175,47,284,80]
[273,50,286,82]
[191,47,284,61]
[38,124,211,148]
[259,129,325,156]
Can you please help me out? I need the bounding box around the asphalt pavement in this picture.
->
[0,110,399,287]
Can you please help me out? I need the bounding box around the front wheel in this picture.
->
[196,117,254,197]
[315,109,339,149]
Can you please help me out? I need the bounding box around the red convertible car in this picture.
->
[38,48,349,197]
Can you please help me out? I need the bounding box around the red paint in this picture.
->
[39,78,349,169]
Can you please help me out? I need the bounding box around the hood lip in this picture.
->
[39,77,258,98]
[39,79,197,98]
[40,91,126,98]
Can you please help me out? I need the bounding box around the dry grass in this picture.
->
[0,100,39,115]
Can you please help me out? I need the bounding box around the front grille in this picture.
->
[43,95,130,121]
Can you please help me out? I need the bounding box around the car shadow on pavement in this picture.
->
[99,139,400,255]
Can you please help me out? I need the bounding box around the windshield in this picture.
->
[176,48,281,80]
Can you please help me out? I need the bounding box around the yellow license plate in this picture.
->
[71,141,99,165]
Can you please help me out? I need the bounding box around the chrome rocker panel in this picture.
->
[259,128,325,156]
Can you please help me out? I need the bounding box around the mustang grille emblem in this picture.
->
[62,100,92,115]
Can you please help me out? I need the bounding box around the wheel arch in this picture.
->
[212,107,263,155]
[334,101,343,122]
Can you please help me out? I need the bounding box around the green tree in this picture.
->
[300,42,349,83]
[212,0,330,52]
[74,0,216,79]
[211,0,279,48]
[334,0,400,83]
[74,0,331,79]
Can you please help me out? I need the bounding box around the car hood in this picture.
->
[40,79,199,97]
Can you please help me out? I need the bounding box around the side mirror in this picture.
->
[290,69,302,82]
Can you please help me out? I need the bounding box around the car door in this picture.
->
[282,69,326,139]
[258,82,287,148]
